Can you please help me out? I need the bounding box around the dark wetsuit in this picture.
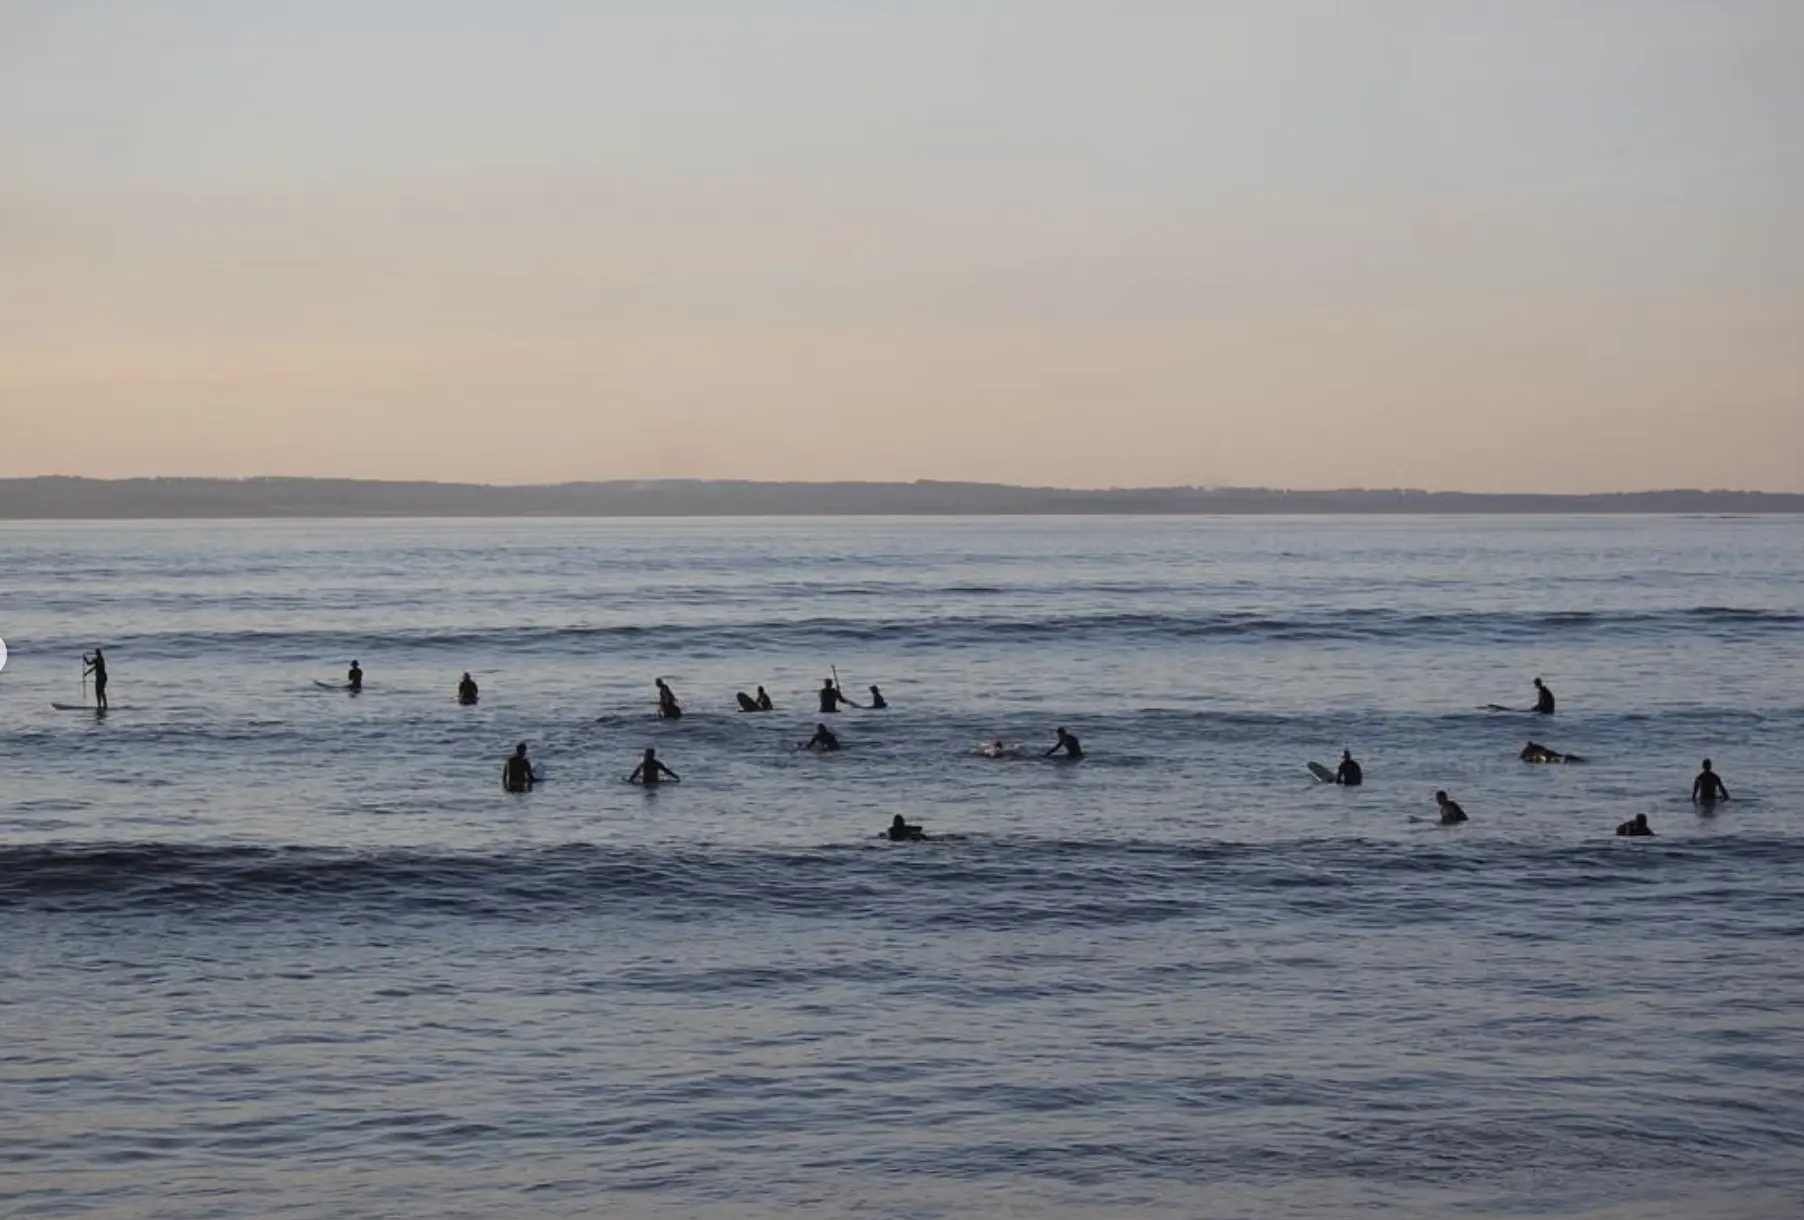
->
[1047,731,1082,759]
[503,755,534,793]
[806,726,841,752]
[1438,800,1468,825]
[819,685,852,713]
[886,820,926,841]
[459,679,479,705]
[1617,817,1654,837]
[1337,758,1363,786]
[868,687,888,709]
[755,689,773,711]
[630,758,679,785]
[1693,770,1729,803]
[1536,685,1555,714]
[348,665,363,694]
[657,684,682,720]
[87,654,109,709]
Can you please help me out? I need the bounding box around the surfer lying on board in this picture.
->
[1434,791,1468,825]
[1336,749,1363,786]
[1616,813,1654,837]
[1521,741,1585,764]
[458,673,479,705]
[1045,727,1083,759]
[884,815,927,841]
[628,747,680,785]
[83,648,109,710]
[1692,759,1730,805]
[802,723,841,752]
[656,678,683,720]
[819,678,860,713]
[502,742,535,792]
[347,660,363,694]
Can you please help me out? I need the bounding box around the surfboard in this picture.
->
[1307,761,1336,783]
[52,702,113,711]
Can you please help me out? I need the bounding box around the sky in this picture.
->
[1,1,1800,492]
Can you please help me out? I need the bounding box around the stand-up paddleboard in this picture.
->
[313,680,358,691]
[52,702,123,711]
[1307,761,1336,783]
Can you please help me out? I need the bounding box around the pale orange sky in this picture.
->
[2,2,1800,491]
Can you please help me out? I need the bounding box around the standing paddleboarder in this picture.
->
[83,648,109,711]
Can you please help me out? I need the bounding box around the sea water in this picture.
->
[2,515,1802,1218]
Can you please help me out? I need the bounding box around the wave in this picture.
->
[28,605,1804,660]
[7,838,1801,924]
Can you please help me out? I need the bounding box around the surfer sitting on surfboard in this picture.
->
[502,742,535,792]
[655,678,682,720]
[627,747,680,785]
[756,686,773,711]
[1045,727,1083,759]
[1435,790,1468,825]
[1534,678,1555,714]
[884,814,927,841]
[1336,749,1363,786]
[1616,813,1654,837]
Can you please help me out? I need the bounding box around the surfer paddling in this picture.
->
[1045,727,1083,759]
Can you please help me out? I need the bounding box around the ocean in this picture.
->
[3,515,1802,1218]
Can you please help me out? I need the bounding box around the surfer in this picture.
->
[1434,790,1468,825]
[1335,749,1363,786]
[818,678,860,713]
[1045,727,1083,759]
[883,814,927,842]
[458,673,479,705]
[755,686,773,711]
[627,747,680,786]
[1534,677,1555,715]
[347,659,363,694]
[736,691,759,712]
[867,684,888,709]
[1616,813,1655,837]
[978,740,1010,758]
[502,742,535,793]
[655,678,683,720]
[802,723,841,752]
[1520,741,1585,764]
[82,648,108,710]
[1691,759,1730,805]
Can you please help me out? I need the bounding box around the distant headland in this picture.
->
[1,477,1799,518]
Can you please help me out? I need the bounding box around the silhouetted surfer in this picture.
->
[502,742,535,793]
[1616,813,1654,837]
[347,659,363,694]
[1336,749,1362,786]
[867,684,888,709]
[819,678,859,713]
[1045,727,1082,759]
[458,673,479,705]
[755,686,773,711]
[628,747,680,786]
[1520,741,1584,764]
[1434,790,1468,825]
[656,678,683,720]
[1692,759,1730,805]
[83,648,108,710]
[802,723,841,752]
[1534,677,1555,715]
[884,814,926,841]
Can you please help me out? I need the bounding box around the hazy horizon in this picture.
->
[4,3,1801,492]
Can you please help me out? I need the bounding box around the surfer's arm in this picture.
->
[627,764,645,784]
[659,763,681,782]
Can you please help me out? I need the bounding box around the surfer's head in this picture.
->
[1435,790,1449,802]
[644,747,656,761]
[515,742,527,756]
[1701,758,1713,771]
